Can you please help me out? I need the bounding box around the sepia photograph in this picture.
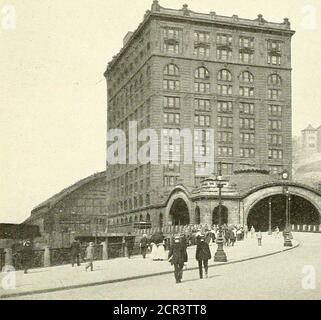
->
[0,0,321,304]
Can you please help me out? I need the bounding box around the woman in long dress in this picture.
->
[156,240,167,260]
[150,242,158,260]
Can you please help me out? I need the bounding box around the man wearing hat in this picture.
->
[21,239,33,274]
[140,234,149,259]
[168,235,188,284]
[195,234,211,279]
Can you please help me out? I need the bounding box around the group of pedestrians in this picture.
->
[70,239,95,271]
[168,233,212,283]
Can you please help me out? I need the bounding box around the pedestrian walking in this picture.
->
[168,235,188,284]
[244,225,249,238]
[230,229,236,246]
[70,239,81,267]
[21,240,33,274]
[250,226,255,238]
[140,234,149,259]
[195,235,211,279]
[156,240,167,261]
[275,226,280,238]
[256,231,262,246]
[126,235,135,259]
[85,242,95,271]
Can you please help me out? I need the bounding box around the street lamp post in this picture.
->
[268,197,272,235]
[214,162,227,262]
[283,187,293,247]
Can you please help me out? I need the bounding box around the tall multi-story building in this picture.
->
[104,1,295,230]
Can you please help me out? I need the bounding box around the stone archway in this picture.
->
[166,189,191,226]
[243,184,321,229]
[212,205,228,225]
[169,198,190,226]
[247,194,320,231]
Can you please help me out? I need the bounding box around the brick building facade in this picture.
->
[104,2,296,231]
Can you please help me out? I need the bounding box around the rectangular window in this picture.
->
[268,149,283,160]
[240,133,255,144]
[163,80,180,91]
[217,131,233,143]
[239,86,254,97]
[268,105,282,116]
[195,115,211,127]
[194,31,210,42]
[239,52,254,63]
[195,98,211,111]
[240,148,255,158]
[217,49,232,61]
[267,40,282,65]
[269,134,283,146]
[164,113,180,124]
[164,28,180,39]
[194,46,210,57]
[194,82,210,93]
[239,36,254,49]
[164,96,180,109]
[217,84,232,96]
[218,146,233,157]
[268,89,281,100]
[268,55,281,65]
[163,176,177,187]
[240,118,255,130]
[240,103,255,115]
[216,33,232,45]
[218,116,233,128]
[268,120,282,131]
[218,101,233,113]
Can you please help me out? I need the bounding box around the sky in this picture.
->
[0,0,320,223]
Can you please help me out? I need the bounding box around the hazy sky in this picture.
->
[0,0,320,223]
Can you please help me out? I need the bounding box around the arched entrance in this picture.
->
[170,198,190,226]
[247,194,320,231]
[212,206,228,225]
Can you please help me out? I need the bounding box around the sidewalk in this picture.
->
[0,234,299,299]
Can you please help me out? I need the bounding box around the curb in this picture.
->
[1,241,300,299]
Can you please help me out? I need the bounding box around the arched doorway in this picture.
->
[170,198,190,226]
[212,206,228,225]
[195,206,201,224]
[247,194,320,231]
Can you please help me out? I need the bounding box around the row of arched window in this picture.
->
[109,213,164,228]
[163,63,282,85]
[109,213,152,225]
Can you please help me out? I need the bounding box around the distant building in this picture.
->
[23,171,107,248]
[301,125,318,154]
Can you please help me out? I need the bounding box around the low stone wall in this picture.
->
[291,224,321,233]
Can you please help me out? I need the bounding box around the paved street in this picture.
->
[6,233,321,300]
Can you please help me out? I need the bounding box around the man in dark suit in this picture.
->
[168,235,188,284]
[140,234,149,259]
[70,239,81,267]
[126,234,135,259]
[21,240,33,274]
[195,234,211,279]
